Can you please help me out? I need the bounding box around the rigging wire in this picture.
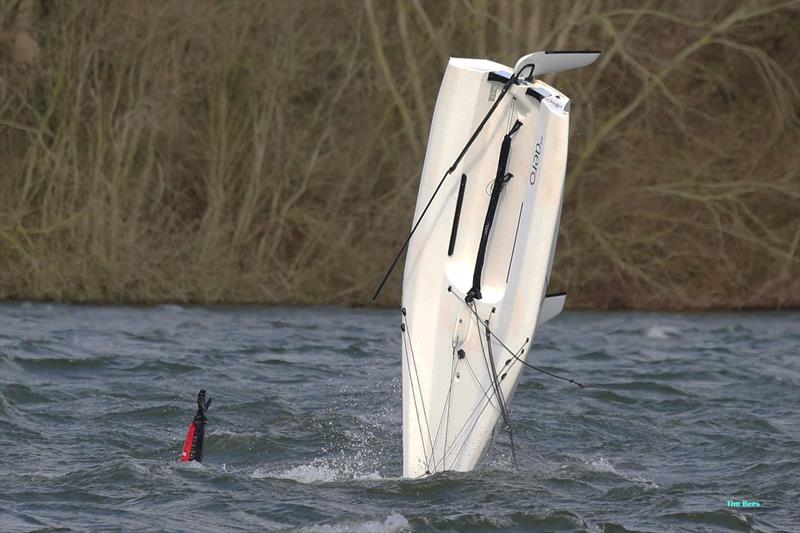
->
[390,58,588,473]
[405,288,585,474]
[429,330,530,472]
[430,353,516,472]
[449,288,588,389]
[475,302,518,467]
[400,312,434,474]
[428,345,459,469]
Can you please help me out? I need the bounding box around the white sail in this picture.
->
[401,51,598,478]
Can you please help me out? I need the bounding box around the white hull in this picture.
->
[401,52,597,478]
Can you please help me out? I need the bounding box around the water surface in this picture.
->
[1,303,798,532]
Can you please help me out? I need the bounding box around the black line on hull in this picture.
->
[526,87,545,102]
[487,71,511,84]
[372,71,519,301]
[544,50,602,54]
[447,174,467,256]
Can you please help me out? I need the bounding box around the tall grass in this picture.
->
[0,0,797,309]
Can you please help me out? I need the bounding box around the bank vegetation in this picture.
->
[1,0,798,309]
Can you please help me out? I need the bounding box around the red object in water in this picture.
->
[180,422,197,462]
[179,389,211,463]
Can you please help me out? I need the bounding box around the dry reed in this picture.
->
[0,0,798,309]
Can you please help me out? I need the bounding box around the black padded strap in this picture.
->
[466,120,523,301]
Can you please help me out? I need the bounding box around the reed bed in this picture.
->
[0,0,797,309]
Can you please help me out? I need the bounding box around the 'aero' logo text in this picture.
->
[530,136,544,185]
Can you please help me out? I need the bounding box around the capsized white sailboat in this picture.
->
[379,50,600,478]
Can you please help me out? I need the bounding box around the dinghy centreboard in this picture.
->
[374,51,599,478]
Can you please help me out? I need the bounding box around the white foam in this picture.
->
[588,456,618,474]
[297,513,410,533]
[158,304,185,313]
[586,457,659,488]
[128,460,150,475]
[353,471,384,481]
[251,463,385,484]
[272,464,339,483]
[177,459,206,470]
[645,325,681,339]
[209,429,264,438]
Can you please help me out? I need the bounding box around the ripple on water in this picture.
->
[0,304,797,531]
[296,513,410,533]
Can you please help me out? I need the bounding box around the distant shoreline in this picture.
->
[1,297,797,312]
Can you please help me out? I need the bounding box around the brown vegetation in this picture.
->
[0,0,798,309]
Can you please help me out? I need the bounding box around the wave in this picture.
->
[659,510,754,530]
[6,355,115,371]
[574,350,613,361]
[604,381,689,396]
[558,456,660,488]
[156,304,185,313]
[209,429,265,439]
[645,325,682,339]
[129,360,199,373]
[296,513,410,533]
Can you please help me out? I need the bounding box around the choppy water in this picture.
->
[0,303,798,532]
